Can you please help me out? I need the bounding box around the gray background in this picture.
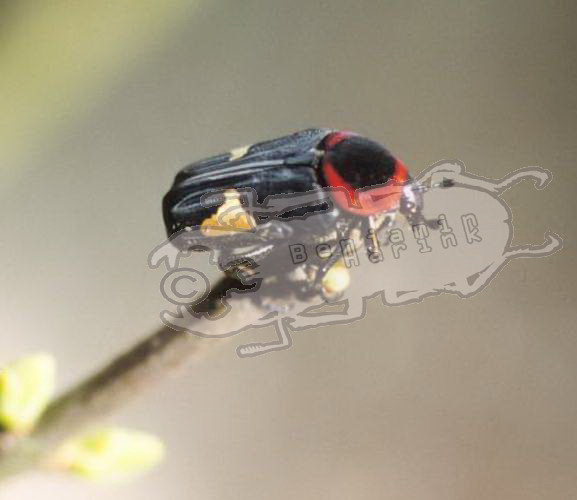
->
[1,1,576,498]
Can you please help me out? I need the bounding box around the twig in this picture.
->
[0,276,257,481]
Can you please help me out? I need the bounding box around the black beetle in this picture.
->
[163,128,435,300]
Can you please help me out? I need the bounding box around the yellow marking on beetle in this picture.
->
[201,189,256,237]
[322,259,351,295]
[229,144,251,161]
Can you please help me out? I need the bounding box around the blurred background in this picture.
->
[0,0,576,498]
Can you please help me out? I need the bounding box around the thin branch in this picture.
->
[0,277,259,480]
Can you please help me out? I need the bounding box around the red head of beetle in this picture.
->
[321,131,408,217]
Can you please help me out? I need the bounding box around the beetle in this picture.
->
[163,128,438,301]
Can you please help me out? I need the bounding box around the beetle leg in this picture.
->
[317,250,344,283]
[218,244,275,272]
[400,191,433,228]
[257,220,295,240]
[213,220,294,274]
[400,177,453,229]
[401,191,439,229]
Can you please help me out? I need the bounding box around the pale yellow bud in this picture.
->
[0,353,56,434]
[55,427,165,482]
